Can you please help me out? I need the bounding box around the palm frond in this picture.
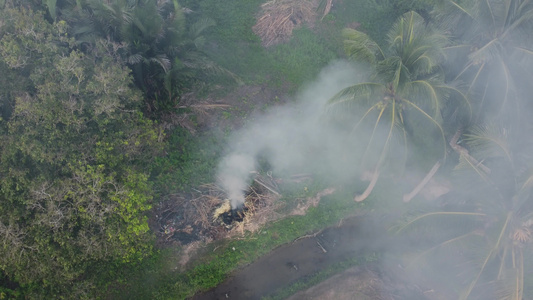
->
[405,231,477,269]
[362,102,390,165]
[497,56,514,115]
[73,24,96,36]
[404,79,443,121]
[388,11,422,49]
[182,52,243,85]
[437,84,473,122]
[460,212,512,300]
[348,102,382,134]
[501,1,533,39]
[513,45,533,57]
[44,0,57,21]
[327,82,386,110]
[379,98,399,165]
[392,211,486,234]
[189,18,215,39]
[342,28,383,64]
[127,53,143,65]
[454,152,492,183]
[148,54,171,73]
[463,123,513,163]
[402,98,447,159]
[131,16,148,36]
[519,169,533,191]
[388,11,446,66]
[468,38,503,64]
[466,61,486,95]
[450,0,474,18]
[193,36,207,50]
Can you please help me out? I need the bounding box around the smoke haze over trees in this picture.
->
[1,0,533,299]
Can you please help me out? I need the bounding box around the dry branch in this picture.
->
[293,229,324,243]
[253,178,281,196]
[316,239,328,253]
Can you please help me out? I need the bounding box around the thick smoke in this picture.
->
[217,61,366,208]
[218,153,256,208]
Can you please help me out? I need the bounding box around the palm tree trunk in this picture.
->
[403,161,441,203]
[355,168,380,202]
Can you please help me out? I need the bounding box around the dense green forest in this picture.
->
[1,0,533,299]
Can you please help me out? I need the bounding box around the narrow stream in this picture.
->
[192,216,389,300]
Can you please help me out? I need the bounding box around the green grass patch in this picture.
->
[327,0,408,47]
[267,27,338,89]
[150,128,226,197]
[181,0,340,90]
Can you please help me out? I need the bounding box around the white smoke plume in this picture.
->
[218,153,256,208]
[217,61,366,208]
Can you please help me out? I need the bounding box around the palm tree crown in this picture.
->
[327,11,461,201]
[439,0,533,124]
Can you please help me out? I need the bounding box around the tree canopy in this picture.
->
[0,7,161,297]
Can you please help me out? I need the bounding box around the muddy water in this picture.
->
[192,216,388,300]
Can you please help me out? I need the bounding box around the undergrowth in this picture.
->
[151,128,226,198]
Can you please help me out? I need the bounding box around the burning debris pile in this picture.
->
[151,174,283,247]
[252,0,321,47]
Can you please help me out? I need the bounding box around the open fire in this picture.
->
[212,199,249,226]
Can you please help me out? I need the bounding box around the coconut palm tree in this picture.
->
[394,120,533,299]
[436,0,533,126]
[327,11,469,202]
